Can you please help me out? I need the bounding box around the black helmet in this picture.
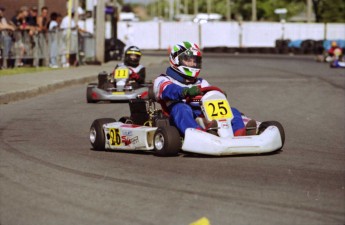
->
[124,46,142,67]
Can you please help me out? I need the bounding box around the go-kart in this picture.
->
[86,66,151,103]
[89,86,285,156]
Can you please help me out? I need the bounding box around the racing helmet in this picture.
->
[169,41,202,79]
[124,46,142,67]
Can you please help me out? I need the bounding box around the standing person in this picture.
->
[60,11,77,67]
[27,6,38,27]
[37,6,49,32]
[48,12,59,68]
[153,41,253,136]
[0,7,16,68]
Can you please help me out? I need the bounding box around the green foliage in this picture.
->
[0,67,59,77]
[143,0,345,22]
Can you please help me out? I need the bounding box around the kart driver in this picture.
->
[153,41,252,136]
[113,46,146,86]
[327,41,342,60]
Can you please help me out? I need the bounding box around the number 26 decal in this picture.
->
[109,128,121,146]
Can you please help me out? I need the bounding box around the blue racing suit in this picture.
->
[153,67,245,135]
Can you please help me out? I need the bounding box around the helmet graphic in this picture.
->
[169,41,202,79]
[124,46,142,67]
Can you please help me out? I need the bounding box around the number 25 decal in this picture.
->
[204,100,233,120]
[109,128,121,146]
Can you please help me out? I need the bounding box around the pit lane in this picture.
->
[1,54,344,225]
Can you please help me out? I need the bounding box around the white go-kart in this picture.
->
[89,86,285,156]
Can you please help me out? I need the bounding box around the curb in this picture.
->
[0,75,97,104]
[0,57,166,104]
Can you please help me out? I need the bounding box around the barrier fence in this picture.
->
[117,21,345,49]
[0,28,94,68]
[1,21,344,68]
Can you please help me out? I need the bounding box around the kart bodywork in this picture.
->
[89,87,285,156]
[86,67,151,103]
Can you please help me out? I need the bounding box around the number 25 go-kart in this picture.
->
[89,86,285,156]
[86,66,150,103]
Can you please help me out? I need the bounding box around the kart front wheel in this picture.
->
[86,83,97,103]
[259,121,285,148]
[90,118,116,151]
[153,126,181,157]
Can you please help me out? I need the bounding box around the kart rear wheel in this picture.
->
[90,118,116,151]
[259,121,285,147]
[87,83,97,103]
[153,126,181,157]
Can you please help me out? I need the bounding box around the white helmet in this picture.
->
[169,41,202,79]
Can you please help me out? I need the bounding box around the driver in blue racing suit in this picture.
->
[153,41,250,136]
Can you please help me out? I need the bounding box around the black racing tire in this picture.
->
[258,121,285,148]
[153,126,181,157]
[86,83,98,103]
[90,118,116,151]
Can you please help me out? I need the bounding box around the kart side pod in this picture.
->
[182,125,283,156]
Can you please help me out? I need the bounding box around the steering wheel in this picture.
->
[186,86,225,103]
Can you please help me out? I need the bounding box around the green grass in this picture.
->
[0,66,60,76]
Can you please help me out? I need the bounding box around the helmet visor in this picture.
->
[128,54,140,62]
[178,50,202,69]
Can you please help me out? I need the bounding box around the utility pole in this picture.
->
[184,0,188,14]
[176,0,180,17]
[194,0,198,15]
[169,0,174,21]
[95,0,105,63]
[226,0,231,21]
[252,0,257,21]
[207,0,211,14]
[307,0,312,23]
[38,0,45,10]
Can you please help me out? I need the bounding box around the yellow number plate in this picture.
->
[203,99,233,120]
[114,68,129,79]
[112,92,125,95]
[109,128,122,146]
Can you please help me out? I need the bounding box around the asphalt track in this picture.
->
[1,54,344,225]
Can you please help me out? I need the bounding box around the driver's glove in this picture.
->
[130,72,140,80]
[182,86,201,97]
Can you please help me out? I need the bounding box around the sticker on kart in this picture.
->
[114,68,129,79]
[203,99,233,120]
[109,128,122,146]
[112,92,125,95]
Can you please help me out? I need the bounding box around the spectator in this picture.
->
[11,6,35,66]
[37,6,49,32]
[12,6,36,35]
[0,7,16,68]
[48,12,59,68]
[27,6,38,27]
[60,11,77,67]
